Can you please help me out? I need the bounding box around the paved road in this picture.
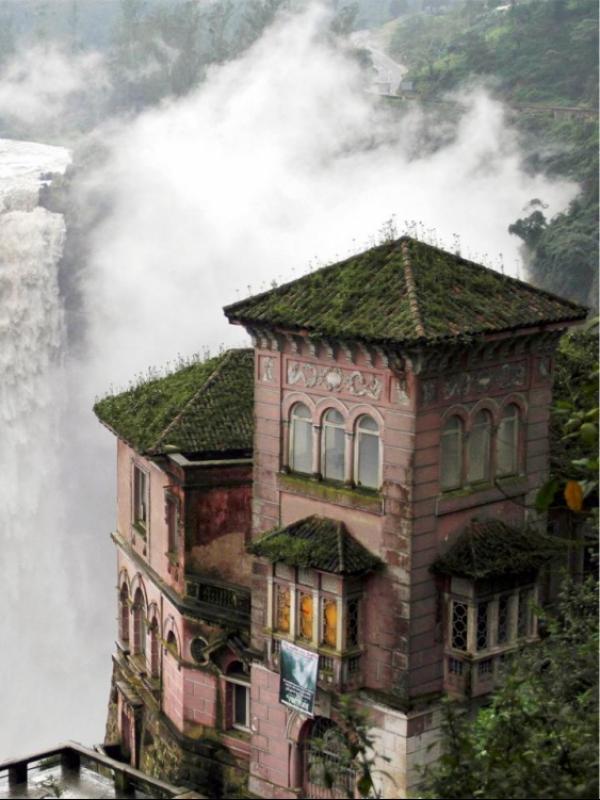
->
[351,29,407,94]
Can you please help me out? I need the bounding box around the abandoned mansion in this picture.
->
[92,237,586,798]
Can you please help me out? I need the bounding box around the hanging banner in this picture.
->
[279,639,319,716]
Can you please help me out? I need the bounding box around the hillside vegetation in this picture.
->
[388,0,598,307]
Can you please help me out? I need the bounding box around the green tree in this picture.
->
[421,576,599,800]
[310,694,392,799]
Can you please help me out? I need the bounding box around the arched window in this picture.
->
[355,415,380,489]
[441,416,463,491]
[166,630,178,657]
[322,409,345,481]
[119,584,129,647]
[303,718,355,798]
[497,404,520,477]
[149,619,159,677]
[289,403,313,474]
[468,410,492,484]
[132,589,146,657]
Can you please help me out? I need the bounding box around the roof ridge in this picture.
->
[152,350,234,452]
[400,239,426,338]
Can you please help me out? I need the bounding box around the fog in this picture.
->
[0,2,579,756]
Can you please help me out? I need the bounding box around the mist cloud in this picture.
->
[0,44,107,129]
[79,3,577,389]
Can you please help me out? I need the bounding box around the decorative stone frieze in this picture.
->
[286,359,383,400]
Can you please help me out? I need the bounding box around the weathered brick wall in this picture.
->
[249,664,296,800]
[408,347,554,695]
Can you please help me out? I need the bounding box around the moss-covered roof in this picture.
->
[224,237,586,345]
[431,519,565,580]
[94,349,254,456]
[248,515,382,575]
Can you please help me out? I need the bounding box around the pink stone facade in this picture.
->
[245,333,556,797]
[106,324,562,797]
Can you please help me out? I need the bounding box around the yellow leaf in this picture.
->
[564,480,584,512]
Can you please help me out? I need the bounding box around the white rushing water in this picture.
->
[0,139,111,757]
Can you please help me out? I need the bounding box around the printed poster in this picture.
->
[279,639,319,716]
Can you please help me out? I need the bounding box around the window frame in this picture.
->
[467,409,493,485]
[225,670,251,732]
[321,408,346,482]
[132,463,149,533]
[165,493,179,554]
[440,415,464,491]
[446,584,537,658]
[496,403,521,478]
[269,570,361,655]
[354,415,381,490]
[289,402,313,475]
[440,401,524,494]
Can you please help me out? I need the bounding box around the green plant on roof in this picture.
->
[94,348,254,456]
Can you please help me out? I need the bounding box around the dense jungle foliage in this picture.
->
[421,576,599,800]
[389,0,599,308]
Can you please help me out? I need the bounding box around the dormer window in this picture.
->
[249,515,381,689]
[289,402,312,474]
[355,415,380,489]
[322,409,345,481]
[432,520,562,697]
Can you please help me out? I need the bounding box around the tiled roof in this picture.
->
[94,349,254,456]
[248,515,382,575]
[224,237,586,346]
[431,519,565,580]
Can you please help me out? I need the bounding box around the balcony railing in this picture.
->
[184,575,251,625]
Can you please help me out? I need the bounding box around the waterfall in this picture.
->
[0,139,92,756]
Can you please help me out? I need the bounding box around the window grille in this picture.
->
[451,601,468,651]
[448,657,463,675]
[346,655,361,675]
[476,601,489,651]
[346,598,359,648]
[497,595,510,644]
[478,658,493,676]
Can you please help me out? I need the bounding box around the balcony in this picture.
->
[184,574,251,627]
